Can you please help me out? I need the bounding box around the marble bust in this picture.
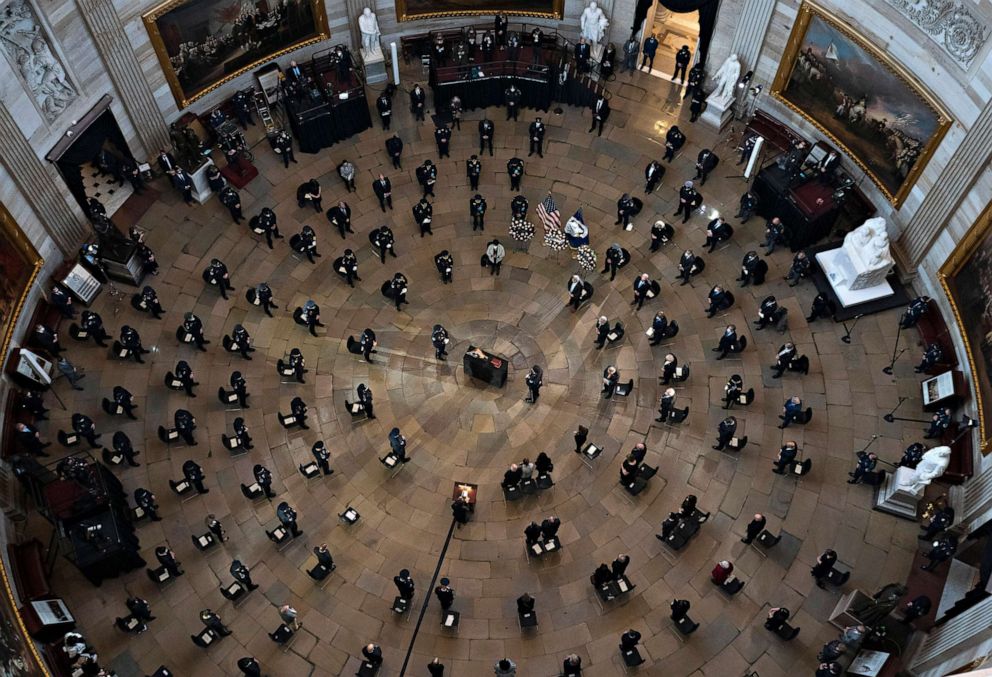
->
[898,446,952,494]
[358,8,381,56]
[580,2,609,48]
[710,54,741,102]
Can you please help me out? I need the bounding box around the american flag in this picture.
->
[537,193,560,230]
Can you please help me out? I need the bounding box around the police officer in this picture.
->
[529,117,545,157]
[470,194,487,230]
[507,157,524,191]
[376,92,392,129]
[616,193,635,228]
[373,174,393,212]
[287,348,307,383]
[277,501,302,537]
[312,441,333,476]
[228,324,255,360]
[137,285,165,319]
[417,160,437,198]
[135,488,161,521]
[72,413,101,448]
[182,312,209,351]
[672,44,691,82]
[119,325,149,363]
[435,250,454,284]
[389,273,409,310]
[252,207,283,249]
[736,190,758,223]
[292,225,320,263]
[674,181,701,223]
[200,609,231,636]
[478,118,495,156]
[156,546,183,577]
[175,359,198,396]
[525,365,543,403]
[230,559,258,590]
[112,431,140,467]
[684,62,705,101]
[764,217,785,254]
[230,371,250,407]
[220,185,243,224]
[431,324,450,360]
[254,463,275,498]
[204,259,234,299]
[663,125,686,162]
[435,124,452,158]
[80,310,111,346]
[807,293,833,322]
[176,410,198,447]
[360,328,377,363]
[689,86,705,122]
[602,243,626,281]
[505,85,521,120]
[290,397,309,429]
[183,458,208,491]
[296,300,324,336]
[337,249,360,288]
[371,226,397,263]
[413,198,434,237]
[395,569,415,600]
[466,155,482,191]
[385,134,403,169]
[255,282,277,317]
[326,201,353,239]
[270,129,297,167]
[113,385,138,419]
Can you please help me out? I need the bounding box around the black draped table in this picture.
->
[463,346,509,387]
[432,60,553,113]
[285,94,373,154]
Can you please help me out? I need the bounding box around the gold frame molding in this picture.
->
[770,0,951,208]
[0,546,49,676]
[396,0,564,22]
[0,201,43,369]
[143,0,330,109]
[939,200,992,455]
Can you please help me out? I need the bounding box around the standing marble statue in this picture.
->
[899,446,952,494]
[358,8,381,56]
[709,53,742,103]
[580,2,609,50]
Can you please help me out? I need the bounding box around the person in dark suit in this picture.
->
[435,250,454,284]
[296,179,322,212]
[434,579,455,610]
[742,514,766,543]
[714,325,740,360]
[33,323,62,356]
[575,37,591,73]
[779,395,804,429]
[738,251,766,287]
[525,365,543,403]
[807,293,833,322]
[507,157,524,191]
[529,117,545,157]
[467,155,482,190]
[632,273,653,310]
[689,87,705,122]
[230,559,258,590]
[924,407,952,439]
[736,190,758,222]
[326,201,353,239]
[567,275,586,312]
[848,451,878,484]
[292,225,320,263]
[713,416,739,450]
[786,251,811,286]
[134,488,160,520]
[524,521,543,545]
[80,311,111,346]
[677,249,701,285]
[157,148,178,176]
[685,62,705,100]
[664,126,686,162]
[49,284,74,319]
[772,343,798,378]
[703,216,731,252]
[672,44,691,82]
[416,160,437,198]
[774,441,798,474]
[810,549,837,588]
[479,119,495,156]
[156,545,183,577]
[219,186,243,224]
[694,149,719,185]
[645,160,664,194]
[601,243,627,280]
[183,458,207,491]
[616,193,636,228]
[674,181,701,223]
[181,312,208,351]
[765,607,790,631]
[362,643,383,668]
[594,316,610,349]
[706,286,730,318]
[541,516,561,540]
[620,628,642,650]
[659,353,678,385]
[410,84,426,120]
[71,413,100,448]
[172,167,195,204]
[612,554,630,580]
[376,92,392,129]
[385,133,403,170]
[754,296,780,330]
[590,95,610,135]
[434,124,452,158]
[602,366,620,398]
[372,174,393,212]
[237,657,263,677]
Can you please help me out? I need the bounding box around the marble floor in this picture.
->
[30,58,934,677]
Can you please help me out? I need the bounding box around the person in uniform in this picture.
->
[434,124,452,158]
[525,365,543,403]
[478,118,495,156]
[135,487,161,520]
[71,413,101,448]
[529,117,545,157]
[385,134,403,169]
[505,84,522,121]
[764,217,785,254]
[373,174,393,212]
[394,569,415,600]
[507,157,524,191]
[204,258,235,299]
[684,62,705,100]
[470,194,487,231]
[227,324,255,360]
[736,190,758,223]
[230,371,250,408]
[296,300,324,336]
[337,249,360,288]
[602,243,627,281]
[182,457,207,492]
[785,251,811,286]
[312,441,333,476]
[672,44,691,82]
[376,92,392,129]
[181,312,209,351]
[80,311,111,346]
[416,160,437,198]
[270,129,297,167]
[254,463,274,497]
[674,181,701,223]
[431,324,450,360]
[663,126,686,163]
[413,198,434,237]
[136,285,165,319]
[230,559,258,590]
[292,225,320,263]
[119,325,149,363]
[277,501,302,537]
[286,348,307,382]
[156,545,183,577]
[807,293,833,322]
[689,87,706,122]
[602,366,620,398]
[434,250,454,284]
[251,207,283,249]
[616,193,636,228]
[410,83,426,121]
[219,185,243,224]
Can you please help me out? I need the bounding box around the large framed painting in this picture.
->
[940,202,992,455]
[770,1,951,208]
[143,0,330,108]
[396,0,564,21]
[0,538,47,675]
[0,202,43,369]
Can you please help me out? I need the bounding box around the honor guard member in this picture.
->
[254,282,277,317]
[290,397,310,429]
[252,207,283,249]
[360,328,377,363]
[270,129,297,167]
[434,124,452,158]
[395,569,415,600]
[511,194,529,219]
[694,149,719,185]
[287,348,307,382]
[229,324,255,360]
[182,312,209,351]
[689,86,706,122]
[736,190,758,222]
[389,273,409,310]
[230,559,258,590]
[357,383,375,418]
[371,225,397,263]
[674,181,701,223]
[338,160,357,192]
[525,365,543,403]
[136,285,165,319]
[507,30,521,60]
[713,416,740,450]
[174,359,197,396]
[672,44,691,82]
[385,134,403,169]
[848,450,878,484]
[470,194,487,230]
[505,84,522,120]
[432,325,450,360]
[590,94,610,135]
[71,413,101,448]
[645,160,664,194]
[113,385,138,419]
[119,325,149,363]
[338,249,360,287]
[277,501,302,537]
[219,185,243,223]
[739,134,757,165]
[763,217,785,253]
[296,178,322,212]
[478,118,495,155]
[467,155,482,190]
[723,374,744,408]
[507,157,524,191]
[435,250,454,284]
[616,193,636,228]
[897,442,925,469]
[175,407,199,447]
[529,117,546,156]
[230,371,250,407]
[204,258,234,299]
[416,160,437,198]
[135,487,161,521]
[230,418,252,450]
[663,125,686,162]
[254,464,275,498]
[703,216,732,252]
[80,310,111,346]
[481,30,495,60]
[449,95,462,129]
[602,243,626,281]
[372,174,393,212]
[312,441,333,475]
[327,201,353,239]
[785,251,811,286]
[413,198,434,237]
[684,62,705,100]
[376,92,392,129]
[410,83,426,121]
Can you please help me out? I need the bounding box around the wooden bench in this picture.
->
[941,420,974,484]
[8,540,51,601]
[916,298,958,374]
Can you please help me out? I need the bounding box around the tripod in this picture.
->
[882,313,908,375]
[841,314,863,344]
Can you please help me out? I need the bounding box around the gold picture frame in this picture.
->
[0,548,49,676]
[143,0,330,109]
[770,1,951,208]
[939,201,992,455]
[396,0,564,22]
[0,201,43,369]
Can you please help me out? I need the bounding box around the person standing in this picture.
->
[641,33,660,71]
[674,181,701,223]
[590,95,610,136]
[485,239,505,276]
[467,155,482,190]
[479,118,495,156]
[505,84,521,121]
[434,124,452,158]
[376,92,392,129]
[338,160,357,192]
[470,194,487,231]
[410,83,426,120]
[372,174,393,212]
[507,157,524,191]
[645,160,664,194]
[528,117,545,157]
[385,133,403,169]
[672,44,691,82]
[219,185,243,224]
[525,365,543,403]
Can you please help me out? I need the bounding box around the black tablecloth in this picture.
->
[753,164,839,251]
[463,347,509,387]
[434,75,551,113]
[285,95,373,154]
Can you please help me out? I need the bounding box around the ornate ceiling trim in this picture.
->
[883,0,989,68]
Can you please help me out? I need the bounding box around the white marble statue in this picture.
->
[899,446,952,494]
[358,7,381,56]
[580,2,609,49]
[845,217,895,270]
[0,0,77,121]
[710,53,741,102]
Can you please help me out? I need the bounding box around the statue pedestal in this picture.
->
[814,247,895,308]
[363,48,388,84]
[590,43,605,64]
[701,95,734,133]
[190,159,216,204]
[874,467,922,520]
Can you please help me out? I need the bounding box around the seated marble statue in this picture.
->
[898,446,952,493]
[359,8,381,55]
[845,217,894,271]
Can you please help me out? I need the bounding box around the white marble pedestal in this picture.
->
[874,467,922,519]
[815,248,895,308]
[701,95,734,133]
[363,49,388,84]
[190,159,216,204]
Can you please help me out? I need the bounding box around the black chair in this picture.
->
[176,325,196,345]
[825,567,851,586]
[57,430,80,448]
[614,380,634,397]
[718,577,745,595]
[674,615,699,635]
[240,482,266,501]
[502,483,522,502]
[756,530,781,547]
[102,447,124,466]
[775,622,800,641]
[192,532,216,552]
[111,340,133,360]
[299,462,322,480]
[146,565,174,585]
[68,323,89,341]
[158,426,181,444]
[668,406,690,424]
[672,363,690,382]
[789,458,813,477]
[163,371,185,391]
[101,397,124,416]
[191,628,217,648]
[220,581,248,604]
[620,646,645,666]
[518,609,538,629]
[270,623,295,647]
[169,478,196,500]
[218,386,241,407]
[356,660,380,677]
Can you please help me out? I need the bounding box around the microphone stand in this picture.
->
[841,314,863,344]
[882,313,908,375]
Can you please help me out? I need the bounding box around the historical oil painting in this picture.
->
[144,0,329,107]
[0,201,43,368]
[941,203,992,455]
[396,0,563,21]
[771,1,951,207]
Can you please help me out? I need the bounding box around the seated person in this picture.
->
[502,463,522,488]
[592,563,613,586]
[516,593,535,615]
[705,286,732,317]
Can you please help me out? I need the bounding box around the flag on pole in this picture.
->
[537,192,560,230]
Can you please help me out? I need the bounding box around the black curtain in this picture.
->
[54,110,133,212]
[285,97,373,154]
[633,0,720,66]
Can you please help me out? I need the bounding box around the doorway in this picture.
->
[648,8,699,78]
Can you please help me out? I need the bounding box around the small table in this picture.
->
[848,649,889,677]
[463,346,509,387]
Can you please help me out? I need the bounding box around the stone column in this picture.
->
[76,0,170,157]
[898,102,992,266]
[0,108,87,255]
[728,0,776,74]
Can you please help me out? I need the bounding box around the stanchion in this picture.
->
[840,314,863,344]
[882,313,908,376]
